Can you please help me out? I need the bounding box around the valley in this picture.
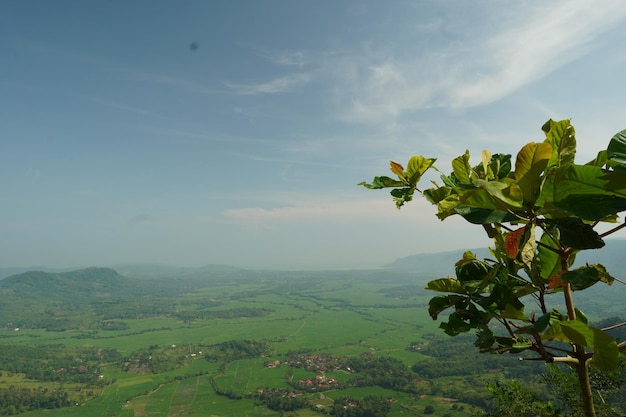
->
[0,243,623,416]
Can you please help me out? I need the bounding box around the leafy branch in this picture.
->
[361,119,626,417]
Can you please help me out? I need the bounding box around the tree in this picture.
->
[478,379,561,417]
[360,119,626,417]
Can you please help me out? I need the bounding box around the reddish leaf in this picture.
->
[547,273,565,289]
[504,226,526,258]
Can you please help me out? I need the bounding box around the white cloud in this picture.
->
[224,73,311,95]
[222,196,435,226]
[267,51,309,67]
[223,200,368,225]
[450,0,626,107]
[332,0,626,124]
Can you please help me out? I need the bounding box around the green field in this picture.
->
[0,267,621,416]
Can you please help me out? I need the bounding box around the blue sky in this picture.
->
[2,1,626,270]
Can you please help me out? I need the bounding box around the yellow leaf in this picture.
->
[389,161,405,178]
[481,150,492,178]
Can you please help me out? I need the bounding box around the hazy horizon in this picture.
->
[3,1,626,270]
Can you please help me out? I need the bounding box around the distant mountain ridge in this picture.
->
[0,263,245,281]
[385,247,491,277]
[111,263,243,279]
[0,264,262,306]
[2,238,624,284]
[386,238,626,281]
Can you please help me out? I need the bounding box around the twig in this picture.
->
[599,221,626,238]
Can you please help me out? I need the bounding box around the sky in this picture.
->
[2,1,626,270]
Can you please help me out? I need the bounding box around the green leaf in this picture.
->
[514,142,552,205]
[591,328,620,371]
[560,321,619,371]
[537,229,560,285]
[440,312,474,336]
[454,206,517,225]
[390,187,415,208]
[542,119,576,168]
[489,282,525,311]
[561,264,615,291]
[587,150,608,167]
[455,257,491,283]
[560,320,593,347]
[550,218,605,249]
[425,278,466,294]
[406,156,437,185]
[436,194,462,220]
[452,150,472,184]
[471,179,524,210]
[475,327,496,352]
[550,164,626,221]
[541,322,568,343]
[513,284,540,298]
[554,194,626,222]
[606,129,626,174]
[423,186,450,205]
[358,176,405,189]
[500,304,530,321]
[515,311,555,335]
[428,295,466,320]
[487,153,512,180]
[494,336,533,353]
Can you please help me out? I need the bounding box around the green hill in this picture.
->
[0,267,136,303]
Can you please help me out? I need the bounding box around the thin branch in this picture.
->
[601,321,626,332]
[497,317,516,338]
[612,276,626,286]
[541,344,577,355]
[550,356,579,365]
[599,221,626,238]
[531,334,554,361]
[536,240,560,254]
[537,222,563,252]
[519,355,579,365]
[539,291,548,314]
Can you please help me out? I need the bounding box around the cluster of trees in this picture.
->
[0,386,70,416]
[345,356,422,394]
[98,299,178,320]
[98,320,130,331]
[412,334,544,379]
[209,339,272,361]
[209,377,243,400]
[123,344,204,374]
[253,391,308,412]
[173,307,273,322]
[0,345,119,385]
[330,395,391,417]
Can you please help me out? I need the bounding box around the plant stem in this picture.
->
[561,250,595,417]
[576,355,596,417]
[563,283,576,320]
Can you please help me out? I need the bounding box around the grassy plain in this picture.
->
[0,267,581,417]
